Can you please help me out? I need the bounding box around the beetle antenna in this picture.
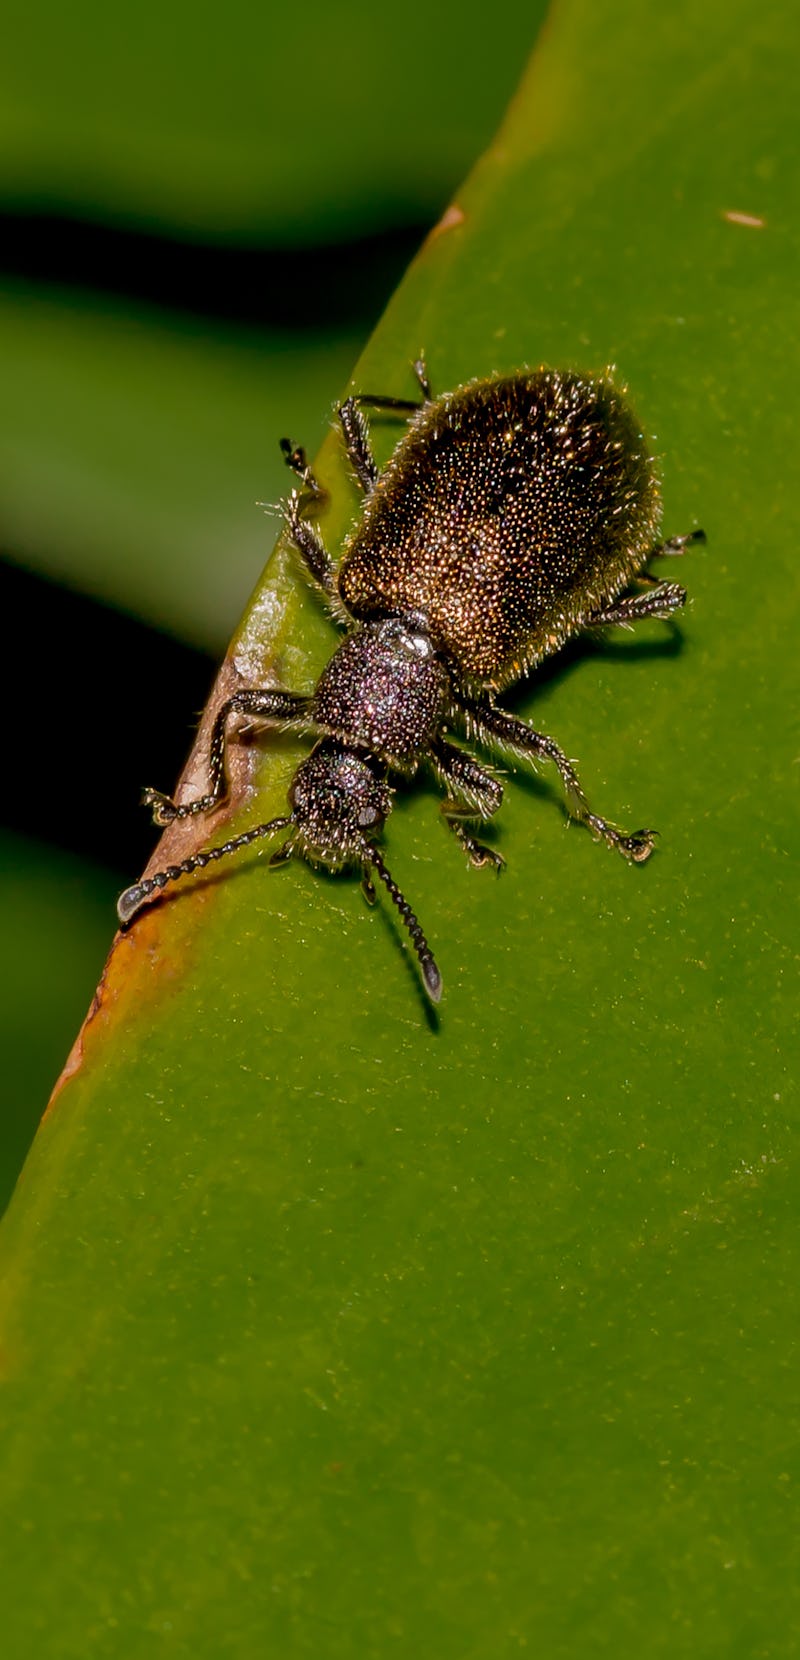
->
[117,816,292,925]
[363,843,442,1003]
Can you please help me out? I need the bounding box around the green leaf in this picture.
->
[0,285,360,649]
[0,832,118,1213]
[1,1,797,1653]
[0,0,546,239]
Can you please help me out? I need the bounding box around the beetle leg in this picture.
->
[279,432,337,594]
[142,689,314,826]
[279,437,325,499]
[429,737,505,869]
[651,527,706,558]
[412,355,433,400]
[442,808,506,870]
[285,488,336,594]
[459,699,656,864]
[337,398,381,492]
[586,527,704,627]
[338,361,432,493]
[584,581,686,627]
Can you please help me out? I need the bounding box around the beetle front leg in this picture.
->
[442,804,506,870]
[430,738,505,869]
[459,700,656,863]
[144,690,314,825]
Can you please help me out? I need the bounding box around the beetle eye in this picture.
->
[358,805,379,826]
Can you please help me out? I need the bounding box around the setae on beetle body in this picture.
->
[118,362,703,1001]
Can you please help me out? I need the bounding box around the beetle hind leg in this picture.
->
[584,582,686,627]
[338,358,434,494]
[587,526,705,628]
[652,527,706,558]
[280,437,325,499]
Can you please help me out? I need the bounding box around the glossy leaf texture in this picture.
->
[1,1,798,1653]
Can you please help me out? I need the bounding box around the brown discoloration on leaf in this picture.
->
[46,953,117,1113]
[723,208,766,228]
[42,533,325,1120]
[46,651,268,1114]
[427,201,466,242]
[135,653,262,885]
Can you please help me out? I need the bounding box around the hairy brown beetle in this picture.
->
[118,361,703,1001]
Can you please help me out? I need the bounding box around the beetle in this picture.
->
[118,360,703,1001]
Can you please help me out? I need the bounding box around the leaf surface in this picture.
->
[1,2,798,1653]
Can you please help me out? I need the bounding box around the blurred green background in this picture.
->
[0,0,549,1210]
